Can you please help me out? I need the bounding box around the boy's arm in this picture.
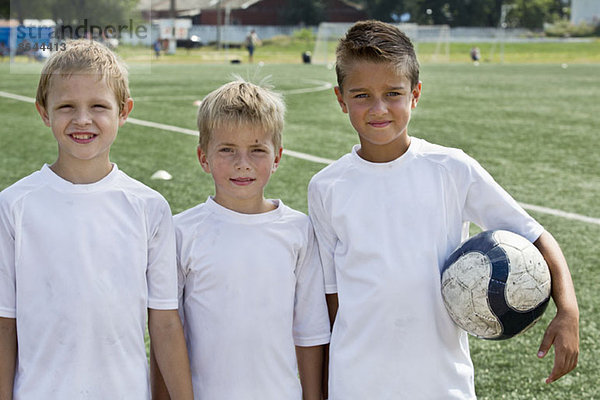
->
[326,294,338,329]
[150,345,171,400]
[322,294,338,400]
[533,231,579,384]
[0,317,17,400]
[296,345,325,400]
[148,309,193,400]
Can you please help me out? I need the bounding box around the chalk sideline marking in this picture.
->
[134,79,334,102]
[1,89,598,226]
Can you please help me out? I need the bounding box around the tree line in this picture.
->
[289,0,570,30]
[2,0,572,30]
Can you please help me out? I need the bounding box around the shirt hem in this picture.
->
[147,299,179,310]
[294,334,331,347]
[0,308,16,318]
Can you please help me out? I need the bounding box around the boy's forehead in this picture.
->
[48,71,102,87]
[211,122,275,145]
[344,61,411,86]
[47,73,116,97]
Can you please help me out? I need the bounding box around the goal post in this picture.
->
[312,22,450,66]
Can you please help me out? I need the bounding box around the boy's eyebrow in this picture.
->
[347,85,408,92]
[215,142,238,147]
[214,141,272,149]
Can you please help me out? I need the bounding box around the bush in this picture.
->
[545,19,598,37]
[292,28,315,42]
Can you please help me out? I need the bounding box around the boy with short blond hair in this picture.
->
[0,40,193,399]
[308,20,579,399]
[167,79,330,400]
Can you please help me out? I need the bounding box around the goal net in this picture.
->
[312,22,450,66]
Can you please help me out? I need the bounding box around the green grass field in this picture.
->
[0,45,599,399]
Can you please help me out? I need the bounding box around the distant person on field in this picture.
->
[470,46,481,65]
[0,42,7,61]
[152,79,330,400]
[154,38,162,58]
[245,29,261,63]
[308,20,579,399]
[0,39,193,399]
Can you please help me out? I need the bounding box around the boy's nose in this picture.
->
[73,110,92,126]
[370,98,387,115]
[234,153,252,170]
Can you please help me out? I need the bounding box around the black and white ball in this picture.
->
[441,230,551,340]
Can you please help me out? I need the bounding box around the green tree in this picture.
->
[0,0,9,19]
[397,0,502,27]
[283,0,326,25]
[506,0,570,29]
[9,0,140,27]
[359,0,568,28]
[362,0,408,21]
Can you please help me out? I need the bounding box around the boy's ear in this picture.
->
[411,82,422,109]
[334,86,348,113]
[271,146,283,173]
[197,145,211,174]
[35,102,51,127]
[118,98,134,127]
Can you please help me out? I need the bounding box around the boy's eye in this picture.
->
[219,148,233,153]
[387,91,402,97]
[353,93,368,99]
[252,148,266,153]
[93,104,109,109]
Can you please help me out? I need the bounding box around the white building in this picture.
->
[571,0,600,25]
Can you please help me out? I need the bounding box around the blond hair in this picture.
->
[36,39,130,112]
[335,20,420,91]
[197,79,285,151]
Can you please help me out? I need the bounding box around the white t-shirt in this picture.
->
[175,197,330,400]
[308,138,544,400]
[0,164,178,400]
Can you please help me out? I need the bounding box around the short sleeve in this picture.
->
[0,196,16,318]
[175,224,187,325]
[146,200,178,310]
[292,220,331,347]
[308,180,338,294]
[462,156,544,243]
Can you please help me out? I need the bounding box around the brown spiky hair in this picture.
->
[36,39,130,112]
[335,20,420,91]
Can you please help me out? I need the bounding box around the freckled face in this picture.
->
[335,61,421,161]
[198,123,282,213]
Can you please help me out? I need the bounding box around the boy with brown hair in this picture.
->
[308,20,579,399]
[0,40,192,399]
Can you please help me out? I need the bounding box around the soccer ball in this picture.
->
[441,230,551,340]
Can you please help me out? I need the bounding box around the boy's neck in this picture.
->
[357,134,411,163]
[212,195,277,215]
[50,158,114,184]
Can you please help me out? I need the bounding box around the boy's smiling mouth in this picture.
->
[69,132,98,144]
[230,177,255,186]
[368,121,391,128]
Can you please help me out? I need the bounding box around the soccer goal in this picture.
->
[312,22,450,66]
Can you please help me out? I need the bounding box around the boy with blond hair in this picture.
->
[159,79,330,400]
[0,40,193,399]
[308,20,579,399]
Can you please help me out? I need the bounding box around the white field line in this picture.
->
[127,117,198,136]
[134,80,333,102]
[0,91,35,103]
[519,202,600,226]
[1,90,598,226]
